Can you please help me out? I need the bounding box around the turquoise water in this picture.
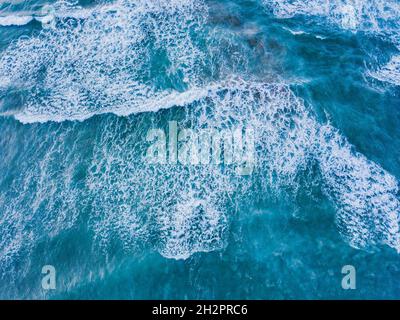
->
[0,0,399,299]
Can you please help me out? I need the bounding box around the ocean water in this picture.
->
[0,0,399,299]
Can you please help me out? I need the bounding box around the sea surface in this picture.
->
[0,0,399,299]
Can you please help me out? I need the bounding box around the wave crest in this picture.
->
[0,0,208,122]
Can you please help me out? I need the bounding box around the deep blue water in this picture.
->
[0,0,399,299]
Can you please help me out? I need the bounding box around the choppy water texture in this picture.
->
[0,0,399,299]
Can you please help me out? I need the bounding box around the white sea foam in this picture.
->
[86,78,315,259]
[369,55,400,86]
[85,77,400,258]
[0,75,399,265]
[264,0,400,34]
[318,124,400,252]
[1,0,270,124]
[0,0,399,266]
[0,15,34,26]
[0,0,25,4]
[0,123,83,283]
[282,26,327,40]
[13,84,223,123]
[0,2,121,26]
[0,0,209,123]
[282,26,307,35]
[264,0,400,85]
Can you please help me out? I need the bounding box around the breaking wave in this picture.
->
[0,15,35,26]
[1,77,399,271]
[0,0,399,285]
[318,124,400,251]
[0,0,209,122]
